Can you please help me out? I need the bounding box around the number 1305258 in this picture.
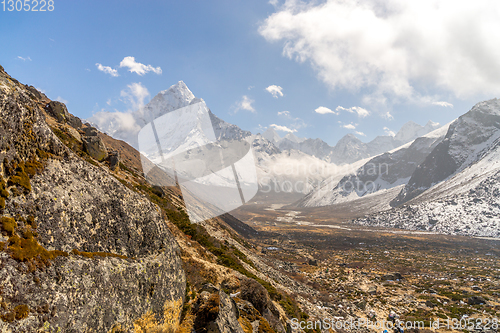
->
[2,0,54,11]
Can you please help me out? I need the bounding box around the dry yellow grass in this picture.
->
[238,317,253,333]
[175,312,195,333]
[134,298,183,333]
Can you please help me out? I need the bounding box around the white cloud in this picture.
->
[17,56,32,61]
[119,56,162,76]
[96,63,119,77]
[233,95,256,113]
[432,101,454,108]
[266,85,284,98]
[382,112,394,120]
[88,111,141,137]
[270,124,297,133]
[56,96,68,104]
[277,110,308,130]
[315,106,336,115]
[336,106,370,118]
[355,131,366,136]
[383,127,396,136]
[260,0,500,103]
[342,124,356,130]
[120,82,150,111]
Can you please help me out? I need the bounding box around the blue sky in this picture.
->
[2,0,500,146]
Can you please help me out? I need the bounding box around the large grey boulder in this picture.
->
[67,114,82,128]
[45,101,70,123]
[82,125,99,137]
[83,136,108,161]
[108,150,120,171]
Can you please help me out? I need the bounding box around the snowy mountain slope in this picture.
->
[393,120,439,143]
[295,124,450,208]
[365,135,399,156]
[283,132,306,143]
[392,98,500,206]
[277,133,306,151]
[353,141,500,238]
[209,111,251,141]
[352,99,500,238]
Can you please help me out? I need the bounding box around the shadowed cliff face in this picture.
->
[0,67,185,331]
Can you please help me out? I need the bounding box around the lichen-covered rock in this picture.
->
[109,150,120,171]
[212,291,245,333]
[83,125,98,137]
[83,135,108,161]
[67,114,83,129]
[45,101,70,123]
[193,290,244,333]
[0,66,186,332]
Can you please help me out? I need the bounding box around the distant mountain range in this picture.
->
[88,81,500,237]
[261,120,440,164]
[89,81,439,166]
[88,81,444,199]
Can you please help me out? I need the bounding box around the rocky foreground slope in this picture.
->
[0,65,186,331]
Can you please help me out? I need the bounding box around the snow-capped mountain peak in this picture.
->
[89,81,249,148]
[394,121,422,143]
[423,120,440,132]
[283,132,305,143]
[135,81,196,125]
[262,127,281,144]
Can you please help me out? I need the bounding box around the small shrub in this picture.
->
[14,304,30,320]
[240,279,269,314]
[1,217,16,235]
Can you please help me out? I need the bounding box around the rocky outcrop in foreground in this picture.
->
[0,66,185,332]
